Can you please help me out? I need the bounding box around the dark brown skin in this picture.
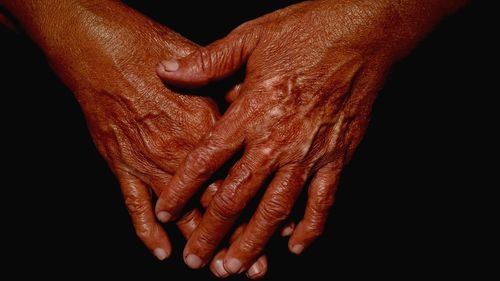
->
[0,0,215,260]
[156,0,468,275]
[0,1,270,277]
[179,181,268,279]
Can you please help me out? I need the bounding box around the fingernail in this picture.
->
[160,59,179,72]
[153,248,168,261]
[291,244,304,255]
[185,254,203,269]
[247,262,262,278]
[213,259,229,278]
[281,226,294,237]
[157,211,172,223]
[224,258,242,273]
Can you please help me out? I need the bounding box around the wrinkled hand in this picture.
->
[1,0,272,276]
[154,0,454,274]
[59,7,270,276]
[39,3,220,259]
[179,181,268,279]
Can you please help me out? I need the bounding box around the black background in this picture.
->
[1,1,490,279]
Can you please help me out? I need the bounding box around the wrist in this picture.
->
[0,1,89,48]
[1,0,196,60]
[318,0,468,60]
[384,0,469,59]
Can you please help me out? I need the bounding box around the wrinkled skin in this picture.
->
[1,0,467,278]
[0,1,271,277]
[1,0,215,258]
[156,0,468,275]
[181,181,268,279]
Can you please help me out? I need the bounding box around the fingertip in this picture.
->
[246,257,267,280]
[247,264,259,279]
[185,254,203,269]
[289,243,304,255]
[212,256,230,278]
[147,225,172,261]
[155,198,174,223]
[183,243,205,269]
[288,224,306,255]
[224,257,242,274]
[153,224,173,258]
[156,210,172,223]
[200,181,221,208]
[153,248,169,261]
[160,59,180,72]
[156,64,169,79]
[281,222,295,237]
[156,60,180,81]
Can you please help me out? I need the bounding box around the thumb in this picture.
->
[156,31,258,88]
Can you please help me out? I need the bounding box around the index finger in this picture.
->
[155,115,244,223]
[115,169,171,260]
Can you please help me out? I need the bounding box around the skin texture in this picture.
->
[1,0,467,278]
[0,1,271,277]
[179,181,268,279]
[156,0,468,275]
[0,0,217,259]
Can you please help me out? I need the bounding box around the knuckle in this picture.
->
[196,107,219,129]
[239,238,264,254]
[210,192,241,221]
[195,229,219,249]
[159,189,181,211]
[124,196,149,216]
[311,194,335,213]
[135,223,154,241]
[184,149,215,179]
[303,218,327,239]
[259,197,290,223]
[306,224,325,239]
[197,47,213,77]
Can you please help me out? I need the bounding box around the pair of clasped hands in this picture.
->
[0,0,465,278]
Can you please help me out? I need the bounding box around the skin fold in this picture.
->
[0,0,269,277]
[179,181,268,279]
[156,0,468,275]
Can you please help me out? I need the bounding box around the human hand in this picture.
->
[0,0,220,260]
[0,1,274,275]
[178,181,268,279]
[155,0,466,274]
